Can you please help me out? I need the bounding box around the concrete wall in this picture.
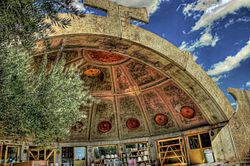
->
[212,89,250,163]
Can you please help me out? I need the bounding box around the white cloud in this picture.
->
[224,16,250,28]
[231,102,237,106]
[183,0,218,16]
[179,29,219,52]
[110,0,169,14]
[211,74,228,84]
[224,18,235,28]
[237,16,250,23]
[73,0,168,14]
[193,54,198,61]
[162,33,166,38]
[71,0,85,11]
[246,81,250,88]
[207,38,250,76]
[182,0,250,31]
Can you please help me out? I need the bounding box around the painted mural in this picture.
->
[161,81,208,129]
[118,96,150,139]
[90,98,118,141]
[80,65,112,92]
[70,105,91,142]
[141,90,180,134]
[115,66,131,93]
[65,49,210,141]
[85,50,128,65]
[126,60,164,88]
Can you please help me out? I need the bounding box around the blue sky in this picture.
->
[73,0,250,105]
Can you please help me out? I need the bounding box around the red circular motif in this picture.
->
[126,118,140,130]
[180,106,195,119]
[154,113,168,126]
[86,50,125,63]
[98,121,112,133]
[83,68,101,77]
[71,121,84,132]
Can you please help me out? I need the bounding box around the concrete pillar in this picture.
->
[148,138,157,165]
[87,146,93,166]
[21,143,29,162]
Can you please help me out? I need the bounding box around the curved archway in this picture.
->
[34,3,233,141]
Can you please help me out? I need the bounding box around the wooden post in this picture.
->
[184,135,191,165]
[17,147,20,162]
[197,133,205,163]
[28,149,30,161]
[0,144,2,166]
[54,150,56,166]
[37,149,40,160]
[44,147,46,161]
[4,146,8,166]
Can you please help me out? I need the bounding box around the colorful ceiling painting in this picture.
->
[85,50,128,65]
[180,106,196,119]
[119,96,150,139]
[71,121,84,132]
[90,98,118,141]
[70,104,91,142]
[140,90,180,135]
[154,113,168,126]
[98,121,112,133]
[161,82,208,129]
[126,118,140,130]
[80,65,112,92]
[114,66,131,93]
[126,60,164,88]
[55,49,209,141]
[83,68,101,77]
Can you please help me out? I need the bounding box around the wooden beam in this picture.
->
[46,150,54,160]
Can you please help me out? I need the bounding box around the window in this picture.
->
[188,135,200,149]
[74,147,86,160]
[93,145,117,160]
[61,147,74,166]
[1,145,21,165]
[188,132,212,149]
[200,133,212,148]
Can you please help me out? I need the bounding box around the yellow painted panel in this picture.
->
[189,149,205,164]
[74,160,86,166]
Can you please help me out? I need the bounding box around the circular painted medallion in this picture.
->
[85,50,127,64]
[154,113,168,126]
[98,121,112,133]
[126,118,140,130]
[180,106,195,119]
[71,121,84,132]
[83,68,101,77]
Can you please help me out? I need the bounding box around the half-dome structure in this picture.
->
[51,49,210,142]
[1,0,250,166]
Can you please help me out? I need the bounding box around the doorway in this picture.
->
[157,137,187,166]
[28,146,57,166]
[61,147,86,166]
[186,132,212,164]
[1,145,21,166]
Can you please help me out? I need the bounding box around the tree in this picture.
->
[0,48,93,144]
[0,0,93,144]
[0,0,82,49]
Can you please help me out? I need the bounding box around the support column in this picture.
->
[148,138,157,165]
[87,146,93,166]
